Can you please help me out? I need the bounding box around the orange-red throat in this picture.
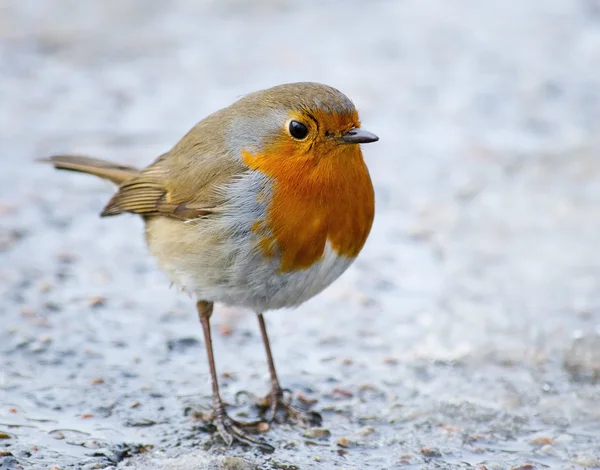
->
[242,112,375,273]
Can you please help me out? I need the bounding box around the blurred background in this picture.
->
[1,1,600,468]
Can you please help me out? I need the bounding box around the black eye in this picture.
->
[289,120,308,140]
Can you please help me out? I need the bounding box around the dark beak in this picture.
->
[339,128,379,144]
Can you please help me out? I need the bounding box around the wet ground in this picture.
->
[1,0,600,468]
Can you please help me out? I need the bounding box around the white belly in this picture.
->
[219,238,355,311]
[147,214,354,311]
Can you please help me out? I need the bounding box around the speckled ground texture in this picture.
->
[1,1,600,469]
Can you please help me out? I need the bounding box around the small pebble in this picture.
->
[303,428,331,439]
[257,422,270,433]
[331,387,353,399]
[540,444,553,454]
[297,393,317,405]
[420,447,442,457]
[510,464,535,470]
[530,436,553,446]
[336,437,352,448]
[91,377,105,385]
[130,401,141,408]
[89,296,106,308]
[439,423,461,432]
[0,431,11,439]
[355,425,375,436]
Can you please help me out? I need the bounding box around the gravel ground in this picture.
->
[2,1,600,469]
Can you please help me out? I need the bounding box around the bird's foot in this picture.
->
[261,387,322,426]
[212,408,274,452]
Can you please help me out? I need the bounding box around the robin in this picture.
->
[41,82,378,450]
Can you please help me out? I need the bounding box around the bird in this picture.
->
[41,82,378,451]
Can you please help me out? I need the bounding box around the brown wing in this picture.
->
[100,161,211,220]
[100,163,166,217]
[100,148,245,221]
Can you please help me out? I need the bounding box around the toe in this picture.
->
[230,423,274,452]
[216,421,234,447]
[262,393,322,426]
[213,413,274,452]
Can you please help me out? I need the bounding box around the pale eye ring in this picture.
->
[288,120,309,140]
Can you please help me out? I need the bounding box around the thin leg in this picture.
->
[197,301,273,451]
[257,312,281,394]
[256,313,321,426]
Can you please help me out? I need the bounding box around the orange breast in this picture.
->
[242,142,374,273]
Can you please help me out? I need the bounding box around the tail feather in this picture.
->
[39,155,139,185]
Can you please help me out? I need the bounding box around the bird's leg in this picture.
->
[197,301,273,451]
[256,312,322,426]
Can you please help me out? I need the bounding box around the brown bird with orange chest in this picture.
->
[42,82,378,451]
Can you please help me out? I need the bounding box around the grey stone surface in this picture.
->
[1,0,600,468]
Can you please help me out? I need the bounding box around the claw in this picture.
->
[213,410,274,452]
[263,388,322,426]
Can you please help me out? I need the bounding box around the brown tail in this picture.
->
[39,155,139,185]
